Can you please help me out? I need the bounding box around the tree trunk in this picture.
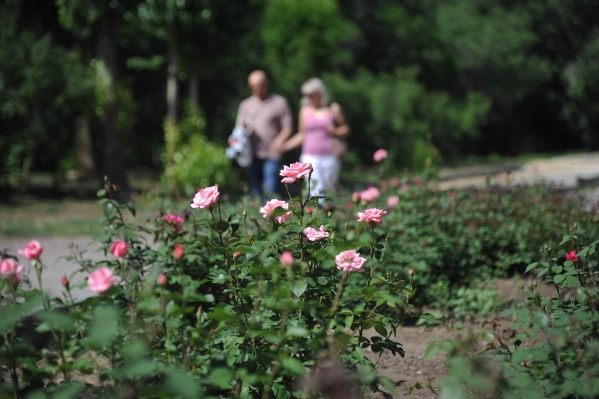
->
[74,115,96,178]
[188,68,199,106]
[167,40,179,120]
[96,16,129,191]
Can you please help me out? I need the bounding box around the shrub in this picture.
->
[425,226,599,398]
[0,176,411,398]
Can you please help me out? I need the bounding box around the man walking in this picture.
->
[236,70,292,198]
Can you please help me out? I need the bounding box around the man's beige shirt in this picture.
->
[237,94,292,161]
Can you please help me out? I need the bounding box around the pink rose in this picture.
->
[259,199,292,224]
[390,177,399,187]
[174,244,185,260]
[18,240,43,260]
[400,183,409,192]
[357,208,387,224]
[335,249,367,273]
[88,267,120,293]
[280,251,294,266]
[0,259,18,277]
[566,250,579,262]
[0,259,24,281]
[164,214,185,230]
[62,275,69,288]
[408,268,414,276]
[110,240,129,258]
[190,185,220,209]
[157,274,167,286]
[12,265,24,284]
[387,195,400,207]
[280,162,311,184]
[303,225,330,241]
[373,149,388,162]
[450,191,457,199]
[360,187,380,202]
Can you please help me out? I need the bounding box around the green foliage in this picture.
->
[1,178,411,397]
[428,227,599,398]
[160,103,231,196]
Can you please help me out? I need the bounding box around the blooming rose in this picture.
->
[335,249,367,273]
[0,258,25,281]
[387,195,400,207]
[360,186,380,202]
[190,186,220,209]
[357,208,387,224]
[303,225,330,241]
[88,267,120,293]
[110,240,129,258]
[280,251,294,266]
[373,149,388,162]
[174,244,185,260]
[566,250,579,262]
[259,199,292,224]
[157,274,167,286]
[18,240,43,260]
[280,162,311,184]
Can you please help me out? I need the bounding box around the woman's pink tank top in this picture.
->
[302,109,334,156]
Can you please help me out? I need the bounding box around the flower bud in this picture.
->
[306,206,312,215]
[280,251,294,267]
[408,268,414,276]
[352,192,361,203]
[174,244,184,260]
[157,274,167,286]
[62,275,69,288]
[233,251,242,259]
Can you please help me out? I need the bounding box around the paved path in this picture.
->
[1,237,103,301]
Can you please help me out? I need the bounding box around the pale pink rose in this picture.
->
[174,244,184,260]
[335,249,367,273]
[408,268,414,276]
[157,274,167,286]
[18,240,43,260]
[0,259,24,282]
[88,267,120,293]
[280,251,294,266]
[360,186,380,202]
[387,195,400,207]
[400,183,409,192]
[0,259,18,277]
[280,162,311,184]
[390,177,400,187]
[110,240,129,258]
[190,185,220,209]
[259,199,292,224]
[373,149,388,162]
[303,225,330,241]
[357,208,387,224]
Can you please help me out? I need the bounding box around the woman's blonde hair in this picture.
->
[301,78,329,107]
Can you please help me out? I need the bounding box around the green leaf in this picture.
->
[374,324,387,337]
[281,356,305,375]
[424,344,439,360]
[525,262,538,273]
[207,367,233,389]
[554,274,566,284]
[345,315,354,328]
[166,367,204,397]
[291,280,308,297]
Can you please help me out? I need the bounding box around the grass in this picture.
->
[0,199,154,237]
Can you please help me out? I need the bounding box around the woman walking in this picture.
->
[279,78,349,203]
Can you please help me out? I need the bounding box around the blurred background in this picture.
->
[1,0,599,201]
